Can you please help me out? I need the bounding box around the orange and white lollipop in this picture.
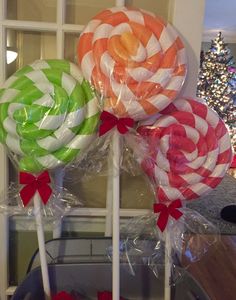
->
[78,6,187,121]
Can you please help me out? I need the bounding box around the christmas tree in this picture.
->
[197,32,236,154]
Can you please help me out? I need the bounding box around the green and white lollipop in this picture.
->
[0,59,100,172]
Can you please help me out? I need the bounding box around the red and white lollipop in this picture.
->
[138,98,233,202]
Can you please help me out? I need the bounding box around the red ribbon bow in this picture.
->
[19,171,52,206]
[97,291,125,300]
[99,111,134,136]
[52,291,76,300]
[153,199,183,232]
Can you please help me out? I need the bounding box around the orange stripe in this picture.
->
[103,11,129,26]
[77,33,93,63]
[128,81,162,98]
[93,38,108,66]
[104,97,128,117]
[161,89,178,99]
[143,13,165,40]
[93,9,112,21]
[173,64,186,76]
[129,22,152,47]
[161,43,177,68]
[175,36,185,50]
[108,35,130,65]
[138,99,159,115]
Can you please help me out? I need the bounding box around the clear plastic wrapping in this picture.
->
[116,208,220,284]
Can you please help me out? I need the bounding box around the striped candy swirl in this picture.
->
[0,59,99,173]
[138,98,232,202]
[78,6,187,121]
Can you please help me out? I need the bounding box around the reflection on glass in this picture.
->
[6,29,56,77]
[7,0,57,22]
[64,33,80,64]
[65,0,116,24]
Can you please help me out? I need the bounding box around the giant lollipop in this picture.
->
[138,97,233,203]
[0,59,99,173]
[78,6,187,121]
[0,59,100,299]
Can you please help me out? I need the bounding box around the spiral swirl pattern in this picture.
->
[0,59,99,172]
[138,98,232,202]
[78,6,187,121]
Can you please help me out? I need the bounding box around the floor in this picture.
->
[183,235,236,300]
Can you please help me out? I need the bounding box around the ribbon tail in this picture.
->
[171,209,183,220]
[20,184,36,206]
[156,211,169,232]
[38,185,52,205]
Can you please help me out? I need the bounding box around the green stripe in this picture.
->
[68,83,86,111]
[17,123,53,139]
[20,139,49,156]
[14,65,33,77]
[19,157,44,173]
[71,113,99,135]
[0,103,10,123]
[0,124,7,143]
[43,69,62,87]
[47,60,70,73]
[10,76,34,90]
[81,80,96,102]
[53,147,80,163]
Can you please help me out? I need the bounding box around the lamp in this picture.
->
[6,47,18,64]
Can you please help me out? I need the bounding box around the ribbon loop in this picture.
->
[153,199,183,232]
[99,111,134,136]
[19,171,52,206]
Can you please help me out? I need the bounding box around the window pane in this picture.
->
[64,32,80,64]
[6,29,56,77]
[65,0,117,24]
[7,0,57,22]
[129,0,170,19]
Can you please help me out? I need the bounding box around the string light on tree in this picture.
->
[197,32,236,154]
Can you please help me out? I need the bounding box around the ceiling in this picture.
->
[203,0,236,42]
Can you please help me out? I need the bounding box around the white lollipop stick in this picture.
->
[112,131,121,300]
[164,228,171,300]
[33,192,51,300]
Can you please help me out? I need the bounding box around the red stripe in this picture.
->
[205,126,218,151]
[189,99,208,119]
[172,111,195,127]
[202,177,223,188]
[196,136,207,156]
[157,187,170,202]
[168,173,188,188]
[181,187,199,200]
[215,120,227,139]
[217,149,232,164]
[195,166,212,177]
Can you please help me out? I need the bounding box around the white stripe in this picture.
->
[190,182,211,196]
[128,67,153,82]
[92,23,113,42]
[8,103,24,118]
[54,127,75,143]
[131,43,146,62]
[177,48,187,65]
[154,166,169,185]
[2,76,18,88]
[37,155,61,169]
[180,173,203,185]
[219,132,231,153]
[6,135,23,155]
[148,68,172,85]
[81,51,95,82]
[149,94,171,111]
[183,148,198,162]
[165,75,184,90]
[111,80,136,101]
[0,89,19,103]
[160,185,184,201]
[165,23,178,41]
[64,108,86,128]
[156,115,177,128]
[86,97,99,117]
[184,125,200,144]
[194,115,208,136]
[67,134,96,150]
[160,135,169,155]
[100,52,115,78]
[34,94,54,107]
[3,117,18,137]
[174,98,193,112]
[30,60,50,70]
[36,114,66,130]
[211,163,229,177]
[34,82,54,94]
[159,26,175,52]
[83,19,101,34]
[37,135,64,151]
[146,34,161,58]
[109,23,131,37]
[26,70,48,83]
[70,63,84,84]
[206,109,220,129]
[125,99,146,119]
[62,72,76,96]
[124,10,145,25]
[156,151,170,172]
